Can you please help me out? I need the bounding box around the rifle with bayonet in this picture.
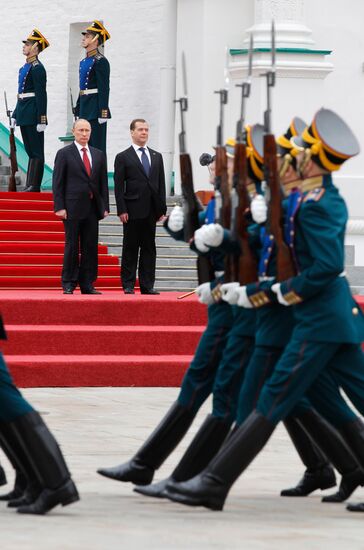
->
[70,88,76,122]
[4,91,18,192]
[174,53,214,284]
[214,47,232,281]
[263,21,296,281]
[230,34,258,285]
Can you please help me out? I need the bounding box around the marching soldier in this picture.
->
[12,29,49,192]
[0,315,79,514]
[75,20,111,155]
[164,108,364,512]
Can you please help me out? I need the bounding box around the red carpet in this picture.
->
[0,191,121,289]
[1,290,206,387]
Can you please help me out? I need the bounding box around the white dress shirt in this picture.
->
[74,141,93,168]
[131,142,151,165]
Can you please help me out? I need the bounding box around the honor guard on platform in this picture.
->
[75,20,111,155]
[12,29,49,192]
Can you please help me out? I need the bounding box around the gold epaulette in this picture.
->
[211,284,222,303]
[282,290,302,305]
[249,290,271,308]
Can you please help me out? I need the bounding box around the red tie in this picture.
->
[82,147,91,177]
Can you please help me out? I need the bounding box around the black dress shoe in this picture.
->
[17,479,79,515]
[347,502,364,512]
[134,477,171,499]
[63,288,73,295]
[80,288,102,295]
[322,468,364,503]
[281,465,336,497]
[124,288,135,295]
[97,459,154,485]
[140,289,160,295]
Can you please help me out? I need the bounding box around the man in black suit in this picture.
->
[52,119,109,294]
[114,119,167,294]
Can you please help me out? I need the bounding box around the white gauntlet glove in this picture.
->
[236,286,253,308]
[272,283,290,306]
[10,118,16,129]
[36,124,46,132]
[167,205,184,232]
[194,225,211,253]
[221,282,240,305]
[98,118,108,124]
[195,282,214,305]
[251,195,268,224]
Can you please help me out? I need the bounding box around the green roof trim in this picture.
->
[230,47,332,56]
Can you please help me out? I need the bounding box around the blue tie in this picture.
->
[139,147,151,177]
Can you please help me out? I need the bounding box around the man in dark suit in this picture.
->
[52,119,109,294]
[114,119,167,294]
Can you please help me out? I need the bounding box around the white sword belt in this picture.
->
[17,92,35,99]
[80,88,98,96]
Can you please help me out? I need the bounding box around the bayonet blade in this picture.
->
[182,51,188,98]
[271,20,276,74]
[248,33,254,79]
[224,45,230,90]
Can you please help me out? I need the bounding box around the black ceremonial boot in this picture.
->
[0,461,7,487]
[281,415,336,497]
[9,411,79,515]
[337,418,364,511]
[98,402,195,486]
[24,158,44,192]
[166,411,275,511]
[134,414,231,498]
[0,422,41,507]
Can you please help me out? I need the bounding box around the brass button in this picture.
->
[352,307,359,316]
[269,234,274,240]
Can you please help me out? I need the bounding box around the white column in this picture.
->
[158,0,178,195]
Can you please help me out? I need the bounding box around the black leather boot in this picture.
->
[281,415,336,497]
[347,502,364,512]
[98,402,195,486]
[24,158,44,192]
[0,462,7,487]
[8,411,79,515]
[0,424,37,503]
[134,414,231,498]
[166,411,275,510]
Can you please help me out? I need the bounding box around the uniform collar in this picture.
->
[86,49,98,58]
[26,55,38,63]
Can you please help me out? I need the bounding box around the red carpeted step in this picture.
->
[0,276,121,288]
[0,220,62,231]
[3,325,204,355]
[0,254,119,266]
[0,242,109,254]
[0,191,53,201]
[0,231,64,242]
[0,265,120,276]
[0,210,59,221]
[0,199,54,211]
[7,355,192,387]
[0,291,206,326]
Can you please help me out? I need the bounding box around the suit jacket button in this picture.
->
[352,307,359,316]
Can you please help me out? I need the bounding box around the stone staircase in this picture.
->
[99,197,199,292]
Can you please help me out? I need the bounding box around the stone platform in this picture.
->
[1,387,364,550]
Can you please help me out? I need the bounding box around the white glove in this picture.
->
[36,124,46,132]
[271,283,290,306]
[194,225,210,253]
[200,223,224,248]
[236,286,253,308]
[251,195,268,224]
[221,282,240,305]
[195,282,214,305]
[98,118,108,124]
[10,118,16,129]
[167,205,184,232]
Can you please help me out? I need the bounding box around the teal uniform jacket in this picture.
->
[0,316,34,421]
[13,57,47,126]
[75,51,111,122]
[279,176,364,344]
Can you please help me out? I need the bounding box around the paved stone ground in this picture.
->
[1,388,364,550]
